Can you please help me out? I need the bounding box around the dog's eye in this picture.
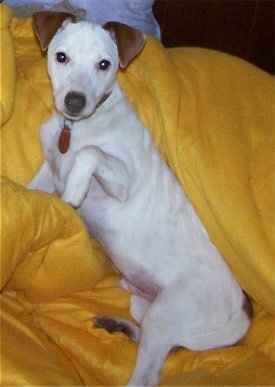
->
[56,52,68,63]
[98,60,111,71]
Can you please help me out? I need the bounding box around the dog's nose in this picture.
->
[65,92,86,114]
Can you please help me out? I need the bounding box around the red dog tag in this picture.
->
[58,126,71,153]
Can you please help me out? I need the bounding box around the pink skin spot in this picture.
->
[120,271,162,302]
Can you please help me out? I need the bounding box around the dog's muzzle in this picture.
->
[65,91,86,115]
[64,91,112,119]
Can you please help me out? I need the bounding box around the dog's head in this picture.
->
[32,12,146,120]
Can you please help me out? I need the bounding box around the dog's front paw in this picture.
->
[61,182,88,208]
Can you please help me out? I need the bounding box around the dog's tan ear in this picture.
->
[33,11,75,51]
[103,21,146,68]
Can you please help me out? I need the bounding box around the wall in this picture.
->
[153,0,274,74]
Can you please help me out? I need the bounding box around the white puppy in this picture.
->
[28,12,252,386]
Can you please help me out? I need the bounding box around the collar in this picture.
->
[95,91,112,109]
[64,118,74,130]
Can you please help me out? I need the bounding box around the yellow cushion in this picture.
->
[118,41,275,314]
[1,176,113,302]
[0,4,15,125]
[166,47,275,314]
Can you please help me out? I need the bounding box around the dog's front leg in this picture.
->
[27,160,55,193]
[62,146,131,207]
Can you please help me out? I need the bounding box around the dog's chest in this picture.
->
[42,117,98,190]
[44,132,75,191]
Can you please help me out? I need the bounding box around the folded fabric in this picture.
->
[0,4,15,125]
[1,176,114,301]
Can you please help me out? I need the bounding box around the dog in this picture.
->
[28,11,252,386]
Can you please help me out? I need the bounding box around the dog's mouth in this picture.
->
[62,111,87,121]
[60,92,112,121]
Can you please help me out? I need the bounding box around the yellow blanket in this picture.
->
[1,4,274,385]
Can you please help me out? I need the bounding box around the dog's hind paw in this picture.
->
[93,315,140,342]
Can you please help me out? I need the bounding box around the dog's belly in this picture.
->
[77,174,216,296]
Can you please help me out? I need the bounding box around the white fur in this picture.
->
[28,21,251,386]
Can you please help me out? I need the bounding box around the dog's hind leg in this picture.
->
[127,286,187,386]
[119,279,153,323]
[93,311,172,386]
[127,302,178,386]
[130,295,152,323]
[93,288,181,386]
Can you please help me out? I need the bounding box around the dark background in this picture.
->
[153,0,274,74]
